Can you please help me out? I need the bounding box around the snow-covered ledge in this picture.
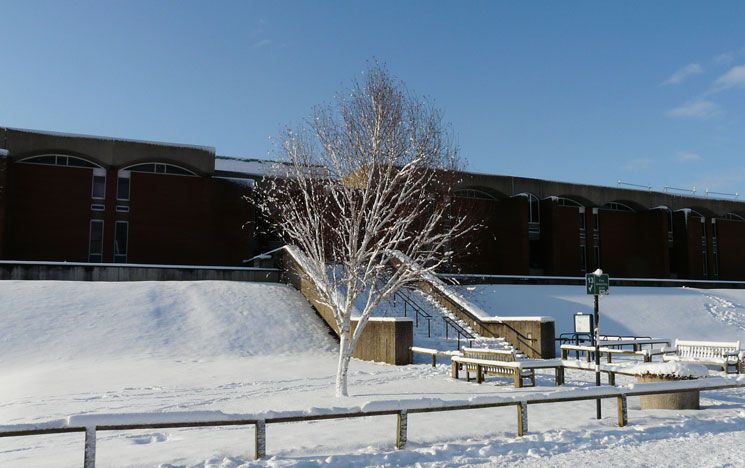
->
[0,148,9,157]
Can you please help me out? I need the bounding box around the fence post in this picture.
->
[396,410,408,449]
[431,353,436,367]
[255,420,266,459]
[517,402,528,436]
[617,395,628,427]
[84,426,96,468]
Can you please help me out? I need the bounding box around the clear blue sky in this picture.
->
[2,1,745,195]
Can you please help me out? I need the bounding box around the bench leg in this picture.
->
[555,367,564,386]
[608,371,616,386]
[451,361,459,379]
[432,354,437,367]
[476,365,483,384]
[514,369,523,388]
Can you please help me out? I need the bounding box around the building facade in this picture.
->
[451,172,745,280]
[0,127,256,266]
[2,126,745,279]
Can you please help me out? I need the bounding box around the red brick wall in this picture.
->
[598,209,668,278]
[452,196,528,274]
[0,157,7,257]
[6,163,93,261]
[714,219,745,280]
[670,212,707,279]
[128,173,254,265]
[540,202,584,276]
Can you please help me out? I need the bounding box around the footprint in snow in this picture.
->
[128,432,170,444]
[704,295,745,331]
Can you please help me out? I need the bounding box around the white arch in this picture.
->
[17,154,102,169]
[122,162,196,176]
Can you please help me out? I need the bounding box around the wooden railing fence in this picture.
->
[1,378,744,467]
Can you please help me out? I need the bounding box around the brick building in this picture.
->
[0,127,257,266]
[2,126,745,279]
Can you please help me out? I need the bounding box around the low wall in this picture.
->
[282,252,413,365]
[0,261,280,282]
[439,273,745,290]
[416,280,556,359]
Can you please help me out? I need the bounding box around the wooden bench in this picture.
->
[451,348,535,387]
[650,339,743,374]
[409,346,461,367]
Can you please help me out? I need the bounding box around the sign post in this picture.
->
[585,270,609,420]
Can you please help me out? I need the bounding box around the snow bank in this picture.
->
[0,280,335,364]
[455,284,745,343]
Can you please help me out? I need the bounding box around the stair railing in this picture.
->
[393,288,432,338]
[442,316,475,350]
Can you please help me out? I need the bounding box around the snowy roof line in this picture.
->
[0,259,277,272]
[0,148,8,157]
[2,127,215,153]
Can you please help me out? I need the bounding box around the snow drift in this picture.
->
[0,280,335,365]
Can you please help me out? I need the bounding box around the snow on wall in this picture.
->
[0,280,336,364]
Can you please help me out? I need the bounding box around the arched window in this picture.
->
[601,201,635,212]
[454,188,499,201]
[18,154,101,168]
[551,196,583,208]
[722,212,745,221]
[123,162,196,176]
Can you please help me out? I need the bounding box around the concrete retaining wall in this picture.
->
[439,273,745,289]
[416,280,556,359]
[0,261,280,282]
[282,252,413,365]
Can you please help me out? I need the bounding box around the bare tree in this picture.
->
[255,63,469,397]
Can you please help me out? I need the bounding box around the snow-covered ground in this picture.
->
[2,280,745,467]
[453,284,745,343]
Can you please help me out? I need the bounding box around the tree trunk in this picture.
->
[335,331,353,397]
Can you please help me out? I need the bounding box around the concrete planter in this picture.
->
[637,375,700,410]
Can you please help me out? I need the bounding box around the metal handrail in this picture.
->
[394,288,432,337]
[442,316,475,350]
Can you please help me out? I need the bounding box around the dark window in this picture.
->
[90,204,105,211]
[594,246,601,269]
[579,247,587,273]
[593,211,599,230]
[117,176,130,201]
[578,210,586,230]
[92,175,106,199]
[166,165,193,175]
[114,221,128,263]
[66,157,96,168]
[89,220,104,263]
[19,154,98,168]
[30,155,57,165]
[116,205,129,213]
[130,163,156,173]
[126,162,195,176]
